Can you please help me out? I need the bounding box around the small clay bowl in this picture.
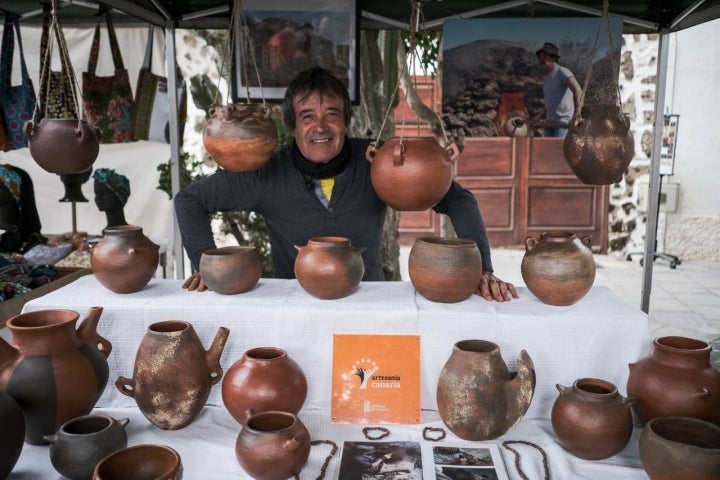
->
[93,444,182,480]
[199,246,262,294]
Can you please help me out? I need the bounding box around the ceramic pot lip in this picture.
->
[645,416,720,450]
[572,377,618,396]
[454,339,498,353]
[6,309,79,330]
[245,346,287,360]
[93,444,181,478]
[540,230,576,241]
[414,236,478,248]
[103,224,143,234]
[201,245,258,257]
[245,410,299,433]
[148,320,191,334]
[654,335,710,352]
[306,236,351,245]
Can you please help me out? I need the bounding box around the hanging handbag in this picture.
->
[37,4,76,120]
[0,14,37,150]
[130,25,187,143]
[81,10,134,143]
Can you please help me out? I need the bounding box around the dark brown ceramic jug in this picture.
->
[91,225,160,294]
[25,118,100,174]
[0,390,24,478]
[627,336,720,426]
[199,246,262,294]
[222,347,308,425]
[366,137,458,211]
[203,103,278,172]
[521,231,596,306]
[235,410,311,480]
[437,340,536,440]
[408,236,482,303]
[551,378,635,460]
[116,321,229,430]
[294,236,365,299]
[0,307,111,444]
[563,105,635,185]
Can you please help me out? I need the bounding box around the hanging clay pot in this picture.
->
[294,236,365,299]
[627,336,720,426]
[366,137,458,211]
[90,224,160,294]
[436,339,536,440]
[199,246,263,295]
[639,416,720,480]
[235,410,311,480]
[408,236,482,303]
[0,390,24,479]
[551,378,635,460]
[25,118,100,174]
[0,307,111,444]
[116,321,229,430]
[44,414,129,480]
[93,444,183,480]
[222,346,307,425]
[563,105,635,185]
[203,103,278,172]
[521,231,596,306]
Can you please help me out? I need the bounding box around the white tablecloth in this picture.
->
[19,275,652,420]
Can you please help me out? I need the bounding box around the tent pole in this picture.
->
[165,24,184,279]
[641,28,670,313]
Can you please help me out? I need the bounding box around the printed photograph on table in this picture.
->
[432,445,509,480]
[337,441,423,479]
[231,0,359,102]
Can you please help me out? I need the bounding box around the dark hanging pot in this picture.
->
[366,137,458,211]
[294,236,365,299]
[0,390,24,478]
[0,307,111,444]
[563,105,635,185]
[627,336,720,426]
[25,119,100,174]
[203,103,278,172]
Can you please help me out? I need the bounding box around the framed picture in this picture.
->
[231,0,359,103]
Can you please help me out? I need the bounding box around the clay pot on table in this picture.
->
[199,245,262,294]
[408,236,482,303]
[0,307,111,444]
[627,335,720,426]
[521,231,596,306]
[222,346,307,425]
[44,414,129,480]
[436,339,536,440]
[116,321,229,430]
[294,236,365,299]
[235,410,311,480]
[93,444,183,480]
[203,103,278,172]
[25,118,100,174]
[90,225,160,294]
[563,104,635,185]
[0,390,24,478]
[639,416,720,480]
[366,137,458,211]
[551,377,635,460]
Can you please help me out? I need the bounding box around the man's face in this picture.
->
[292,92,346,164]
[537,52,556,71]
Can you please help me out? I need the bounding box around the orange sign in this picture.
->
[331,334,421,424]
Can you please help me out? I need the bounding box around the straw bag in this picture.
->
[81,10,134,143]
[130,26,187,143]
[0,14,37,150]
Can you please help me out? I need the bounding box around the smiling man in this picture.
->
[175,67,517,301]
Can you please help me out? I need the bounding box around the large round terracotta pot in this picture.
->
[44,414,129,480]
[199,246,262,294]
[563,105,635,185]
[366,137,458,211]
[294,236,365,299]
[0,390,24,478]
[25,118,100,174]
[551,378,635,460]
[436,339,536,440]
[0,307,111,444]
[203,103,278,172]
[222,347,307,425]
[627,335,720,426]
[235,410,311,480]
[639,416,720,480]
[521,231,596,306]
[116,321,229,430]
[408,236,482,303]
[91,225,160,294]
[93,444,183,480]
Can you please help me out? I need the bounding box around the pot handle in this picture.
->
[446,142,459,161]
[555,383,569,395]
[580,235,593,249]
[115,376,137,398]
[285,434,306,451]
[365,141,378,163]
[23,121,36,140]
[524,236,538,253]
[393,142,405,166]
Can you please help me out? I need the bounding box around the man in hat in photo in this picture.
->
[530,42,583,137]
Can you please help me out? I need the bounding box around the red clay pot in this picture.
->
[199,246,262,294]
[294,236,365,299]
[91,225,160,294]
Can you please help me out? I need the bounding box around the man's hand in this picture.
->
[476,271,519,302]
[182,272,209,292]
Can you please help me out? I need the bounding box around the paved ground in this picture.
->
[400,246,720,344]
